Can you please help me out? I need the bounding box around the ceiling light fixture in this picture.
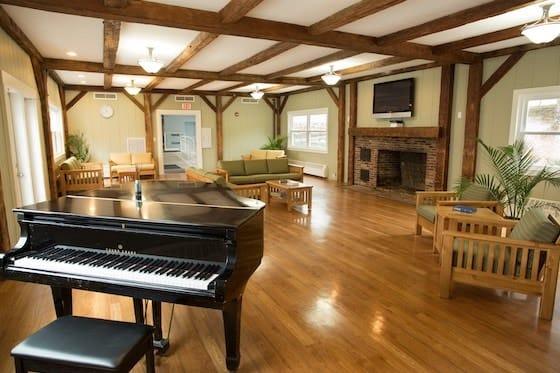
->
[250,85,264,100]
[522,3,560,44]
[321,65,341,86]
[124,79,141,96]
[138,47,163,74]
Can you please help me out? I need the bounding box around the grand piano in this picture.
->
[0,180,265,370]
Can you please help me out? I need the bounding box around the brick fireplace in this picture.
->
[354,135,437,192]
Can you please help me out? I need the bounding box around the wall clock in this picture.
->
[100,105,114,119]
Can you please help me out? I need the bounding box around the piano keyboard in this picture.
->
[12,245,221,291]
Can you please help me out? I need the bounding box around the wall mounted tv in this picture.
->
[372,78,414,119]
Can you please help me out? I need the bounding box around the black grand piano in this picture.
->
[0,180,265,370]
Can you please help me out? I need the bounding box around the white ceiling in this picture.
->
[156,78,202,90]
[231,83,276,92]
[337,0,492,37]
[3,5,103,62]
[2,0,553,91]
[197,81,244,91]
[341,59,431,81]
[182,35,277,71]
[240,45,339,75]
[288,53,390,78]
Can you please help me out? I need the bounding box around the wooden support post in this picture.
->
[480,51,525,97]
[143,93,153,154]
[347,82,357,185]
[461,61,483,180]
[66,91,87,111]
[0,168,10,251]
[337,84,346,184]
[216,96,223,161]
[435,64,454,190]
[278,96,288,137]
[31,57,57,198]
[57,84,70,156]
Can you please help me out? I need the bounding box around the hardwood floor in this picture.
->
[1,177,560,372]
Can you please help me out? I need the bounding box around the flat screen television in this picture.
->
[372,78,414,119]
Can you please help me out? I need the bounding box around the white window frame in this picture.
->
[510,85,560,173]
[49,105,65,159]
[287,108,328,153]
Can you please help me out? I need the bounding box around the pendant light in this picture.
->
[138,47,163,73]
[250,85,264,100]
[124,80,141,96]
[522,3,560,44]
[321,65,341,86]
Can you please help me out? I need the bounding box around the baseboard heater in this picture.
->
[289,160,328,178]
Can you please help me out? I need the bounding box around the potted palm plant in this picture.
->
[261,136,286,150]
[458,139,560,219]
[66,133,91,162]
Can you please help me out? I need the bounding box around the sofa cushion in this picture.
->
[417,204,436,223]
[219,160,246,176]
[244,160,268,175]
[131,152,152,164]
[111,165,135,173]
[267,158,289,174]
[460,184,491,201]
[110,153,131,165]
[250,149,268,160]
[510,208,560,243]
[136,163,155,171]
[266,150,285,159]
[60,156,79,171]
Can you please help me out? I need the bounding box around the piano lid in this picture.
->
[14,181,265,229]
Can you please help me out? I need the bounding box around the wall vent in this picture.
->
[240,98,260,104]
[174,95,195,102]
[93,92,117,101]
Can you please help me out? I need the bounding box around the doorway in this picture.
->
[155,110,202,174]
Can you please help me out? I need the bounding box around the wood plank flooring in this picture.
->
[1,177,560,372]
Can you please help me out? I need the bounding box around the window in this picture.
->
[511,86,560,171]
[49,105,65,159]
[287,108,328,153]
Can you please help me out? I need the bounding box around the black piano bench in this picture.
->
[11,316,155,373]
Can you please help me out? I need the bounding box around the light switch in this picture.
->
[457,111,463,119]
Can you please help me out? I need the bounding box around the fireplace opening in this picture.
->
[376,150,426,191]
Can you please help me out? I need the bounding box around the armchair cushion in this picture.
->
[460,184,491,201]
[510,208,560,243]
[244,160,268,175]
[267,158,289,174]
[60,156,80,171]
[417,204,436,223]
[250,149,268,160]
[219,160,246,176]
[110,152,131,165]
[136,163,155,171]
[131,152,152,164]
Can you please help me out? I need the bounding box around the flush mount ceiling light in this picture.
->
[138,47,163,73]
[250,85,264,100]
[321,65,341,86]
[124,80,141,96]
[522,3,560,44]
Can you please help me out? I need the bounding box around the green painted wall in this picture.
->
[280,88,340,180]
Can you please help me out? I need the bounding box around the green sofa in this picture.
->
[216,158,304,185]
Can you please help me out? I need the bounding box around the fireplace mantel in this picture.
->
[349,126,440,139]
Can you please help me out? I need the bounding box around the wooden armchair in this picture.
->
[415,190,502,236]
[440,213,560,320]
[186,168,268,203]
[59,162,104,195]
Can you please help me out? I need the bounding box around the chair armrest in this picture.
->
[215,168,229,182]
[416,191,457,206]
[437,200,499,207]
[442,230,560,251]
[241,154,251,160]
[288,164,304,181]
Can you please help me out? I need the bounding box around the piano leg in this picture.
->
[152,301,170,354]
[133,298,144,323]
[223,297,242,371]
[51,286,72,317]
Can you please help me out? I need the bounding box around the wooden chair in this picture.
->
[186,168,268,203]
[415,190,502,236]
[59,162,104,195]
[440,214,560,320]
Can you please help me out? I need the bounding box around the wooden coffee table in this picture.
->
[433,206,503,254]
[266,179,312,212]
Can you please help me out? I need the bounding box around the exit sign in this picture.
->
[181,103,192,110]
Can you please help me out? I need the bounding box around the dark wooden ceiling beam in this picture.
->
[104,0,127,7]
[306,56,411,82]
[43,58,325,85]
[480,51,525,97]
[63,84,268,97]
[219,42,297,75]
[65,90,87,110]
[0,6,42,61]
[220,82,249,92]
[0,0,476,63]
[309,0,404,35]
[481,38,560,59]
[102,19,121,89]
[376,0,535,46]
[434,25,522,53]
[219,0,264,23]
[179,79,212,93]
[266,50,360,79]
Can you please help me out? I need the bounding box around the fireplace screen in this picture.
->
[376,150,426,191]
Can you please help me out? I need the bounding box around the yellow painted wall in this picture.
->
[280,88,340,180]
[357,67,441,127]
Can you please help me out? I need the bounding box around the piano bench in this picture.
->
[11,316,155,373]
